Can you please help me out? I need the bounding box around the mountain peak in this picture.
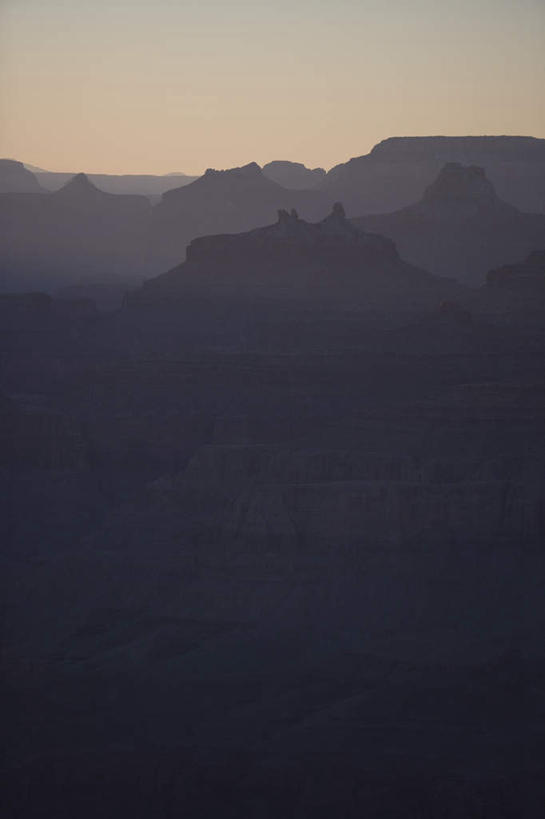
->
[55,172,101,197]
[422,163,498,205]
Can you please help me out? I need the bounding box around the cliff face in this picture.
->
[3,318,544,817]
[188,445,542,548]
[355,163,545,285]
[369,135,545,162]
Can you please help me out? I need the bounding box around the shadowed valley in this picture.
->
[1,139,545,819]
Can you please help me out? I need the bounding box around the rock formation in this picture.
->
[354,163,545,285]
[262,160,326,189]
[140,203,459,318]
[323,135,545,214]
[149,162,331,271]
[35,169,198,196]
[0,173,152,292]
[0,158,43,193]
[1,175,544,817]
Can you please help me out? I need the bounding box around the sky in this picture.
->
[1,0,544,175]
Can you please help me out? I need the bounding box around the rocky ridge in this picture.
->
[324,135,545,214]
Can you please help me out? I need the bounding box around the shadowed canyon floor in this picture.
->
[1,213,545,817]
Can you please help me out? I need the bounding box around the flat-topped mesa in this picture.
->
[369,135,545,161]
[136,199,459,312]
[184,202,396,263]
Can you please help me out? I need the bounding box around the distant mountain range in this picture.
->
[34,170,198,197]
[324,135,545,215]
[148,161,332,272]
[3,134,544,213]
[0,162,332,296]
[1,137,545,297]
[0,173,151,292]
[354,163,545,285]
[0,158,197,197]
[2,150,545,819]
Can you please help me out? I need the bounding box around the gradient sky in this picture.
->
[1,0,544,175]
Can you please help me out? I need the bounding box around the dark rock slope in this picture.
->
[1,217,544,816]
[0,173,152,291]
[149,162,331,272]
[35,170,198,196]
[111,204,464,358]
[142,203,460,310]
[0,158,43,193]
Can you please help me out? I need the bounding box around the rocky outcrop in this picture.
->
[420,162,498,207]
[354,163,545,285]
[149,162,331,271]
[139,204,460,316]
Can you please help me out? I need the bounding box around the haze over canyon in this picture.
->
[0,123,544,818]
